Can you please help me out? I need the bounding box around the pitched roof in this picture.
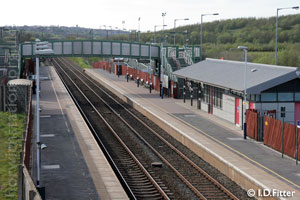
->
[172,58,300,94]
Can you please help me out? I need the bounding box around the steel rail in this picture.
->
[52,58,170,200]
[59,58,239,200]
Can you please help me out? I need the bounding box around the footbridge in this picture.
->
[21,40,160,59]
[19,39,201,79]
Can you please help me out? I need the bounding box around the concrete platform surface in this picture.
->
[33,66,128,200]
[86,68,300,200]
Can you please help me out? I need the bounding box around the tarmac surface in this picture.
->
[32,65,100,200]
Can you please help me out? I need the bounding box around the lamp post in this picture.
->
[138,17,141,42]
[102,25,109,40]
[200,13,219,60]
[127,29,131,41]
[238,45,248,138]
[129,29,137,42]
[89,29,94,40]
[108,26,112,39]
[115,27,118,40]
[161,12,166,99]
[122,21,125,30]
[149,43,152,93]
[99,25,106,39]
[275,6,299,65]
[174,18,189,46]
[35,40,53,188]
[154,25,167,43]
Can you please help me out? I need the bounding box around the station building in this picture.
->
[173,58,300,126]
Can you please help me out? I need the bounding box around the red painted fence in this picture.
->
[93,61,162,92]
[246,109,258,140]
[264,116,300,160]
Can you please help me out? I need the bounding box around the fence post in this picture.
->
[18,164,23,200]
[258,112,261,141]
[282,117,284,158]
[296,127,298,165]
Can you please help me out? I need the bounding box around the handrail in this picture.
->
[183,46,194,65]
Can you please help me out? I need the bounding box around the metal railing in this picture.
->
[183,47,194,65]
[162,49,177,82]
[17,86,42,200]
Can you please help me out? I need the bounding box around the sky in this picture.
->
[1,0,300,32]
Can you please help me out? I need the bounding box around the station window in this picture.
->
[255,94,261,102]
[295,93,300,101]
[203,85,209,103]
[261,93,277,102]
[278,93,294,102]
[213,87,223,109]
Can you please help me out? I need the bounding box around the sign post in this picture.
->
[281,107,286,158]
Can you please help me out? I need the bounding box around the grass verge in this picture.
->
[0,112,26,200]
[69,57,92,68]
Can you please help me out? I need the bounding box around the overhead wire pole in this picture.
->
[275,6,299,65]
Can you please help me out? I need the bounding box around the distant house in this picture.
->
[173,58,300,126]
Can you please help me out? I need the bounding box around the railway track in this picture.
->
[52,57,240,200]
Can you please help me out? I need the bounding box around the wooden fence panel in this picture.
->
[264,116,300,159]
[246,109,258,140]
[264,116,282,152]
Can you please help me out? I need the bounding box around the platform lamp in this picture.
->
[200,13,219,61]
[174,18,189,46]
[238,45,248,139]
[122,20,125,30]
[161,12,166,99]
[138,17,141,42]
[275,6,299,65]
[100,25,108,40]
[34,40,53,193]
[108,26,112,39]
[115,27,118,40]
[149,43,152,93]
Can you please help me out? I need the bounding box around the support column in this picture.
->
[183,78,186,103]
[190,81,193,106]
[197,82,201,110]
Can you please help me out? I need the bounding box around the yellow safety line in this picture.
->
[95,70,300,190]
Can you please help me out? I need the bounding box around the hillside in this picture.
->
[135,14,300,67]
[1,14,300,67]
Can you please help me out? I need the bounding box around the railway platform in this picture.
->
[32,65,128,200]
[86,67,300,199]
